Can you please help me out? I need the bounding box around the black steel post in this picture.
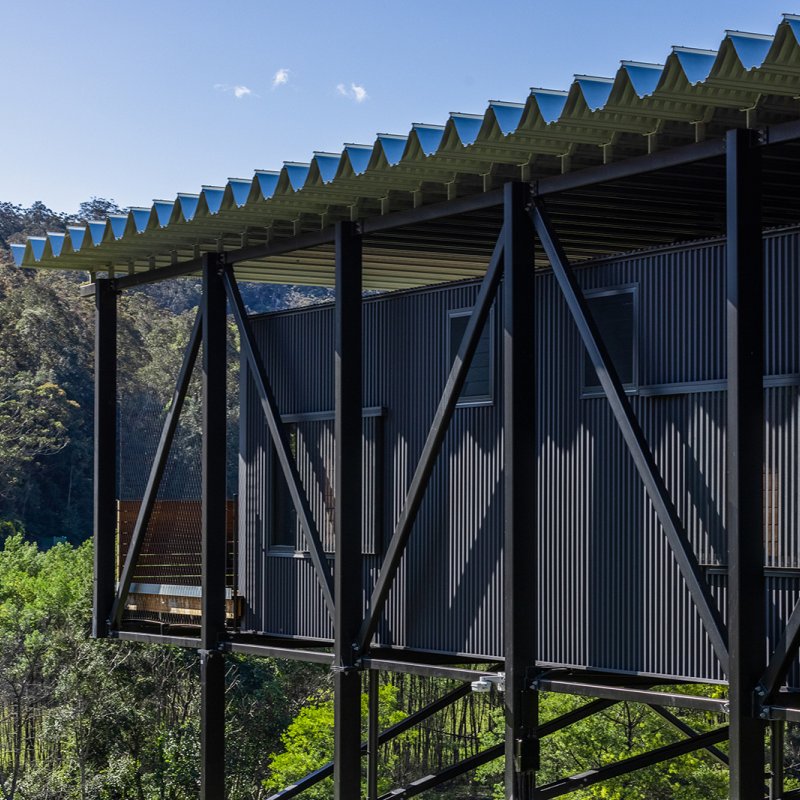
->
[333,221,363,799]
[367,671,379,800]
[726,126,765,799]
[92,278,117,639]
[201,252,228,800]
[503,182,538,799]
[771,720,785,800]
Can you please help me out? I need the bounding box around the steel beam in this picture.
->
[531,199,729,672]
[536,137,725,196]
[357,233,505,651]
[536,727,729,799]
[113,630,202,648]
[537,698,616,735]
[379,745,505,799]
[648,705,729,766]
[726,126,766,799]
[503,182,538,799]
[362,659,502,682]
[201,252,228,800]
[109,309,202,629]
[534,677,729,713]
[333,221,363,799]
[225,641,334,664]
[762,704,800,724]
[222,267,335,615]
[92,278,117,639]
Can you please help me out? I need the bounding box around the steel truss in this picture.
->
[90,123,800,799]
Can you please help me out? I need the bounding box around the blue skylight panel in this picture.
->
[413,125,444,155]
[313,153,341,183]
[377,135,407,166]
[153,201,174,228]
[88,222,106,245]
[228,179,251,207]
[726,31,773,70]
[109,215,127,239]
[344,145,372,175]
[622,62,664,97]
[177,194,199,221]
[489,102,524,134]
[530,90,568,123]
[284,162,310,191]
[255,171,279,199]
[450,114,482,145]
[10,243,25,266]
[47,232,65,256]
[673,47,717,84]
[131,208,150,232]
[575,77,613,111]
[67,226,88,250]
[202,186,225,214]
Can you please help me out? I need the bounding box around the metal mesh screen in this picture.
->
[116,291,239,628]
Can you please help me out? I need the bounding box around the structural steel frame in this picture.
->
[90,123,800,799]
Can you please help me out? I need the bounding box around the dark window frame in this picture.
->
[267,410,385,557]
[580,284,639,398]
[448,306,495,408]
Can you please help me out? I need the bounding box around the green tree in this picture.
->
[265,683,409,799]
[476,692,729,799]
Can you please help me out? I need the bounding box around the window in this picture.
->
[582,286,637,394]
[268,412,384,555]
[449,308,494,406]
[270,423,298,549]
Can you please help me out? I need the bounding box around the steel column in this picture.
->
[333,221,363,799]
[92,278,117,639]
[503,182,538,799]
[201,252,227,800]
[770,720,784,799]
[726,126,766,799]
[367,671,380,800]
[200,650,226,800]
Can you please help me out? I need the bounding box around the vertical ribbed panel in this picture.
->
[239,228,800,684]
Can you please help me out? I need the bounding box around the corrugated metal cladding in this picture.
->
[239,227,800,684]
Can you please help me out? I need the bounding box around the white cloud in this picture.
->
[336,82,368,103]
[272,68,290,88]
[214,83,256,99]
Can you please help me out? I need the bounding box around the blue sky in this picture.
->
[1,0,793,214]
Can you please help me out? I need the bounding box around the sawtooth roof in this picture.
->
[11,14,800,288]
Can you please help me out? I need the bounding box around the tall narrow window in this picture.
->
[271,423,298,549]
[582,286,638,393]
[449,308,494,406]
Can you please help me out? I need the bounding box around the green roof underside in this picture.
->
[16,18,800,289]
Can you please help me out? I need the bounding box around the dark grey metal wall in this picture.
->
[239,226,800,685]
